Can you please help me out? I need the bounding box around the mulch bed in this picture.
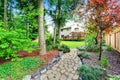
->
[105,50,120,75]
[0,49,59,80]
[84,50,120,75]
[0,50,59,66]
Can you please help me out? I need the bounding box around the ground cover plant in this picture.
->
[58,44,70,53]
[101,54,109,68]
[78,65,107,80]
[106,46,113,51]
[77,46,85,51]
[77,52,90,59]
[0,57,44,80]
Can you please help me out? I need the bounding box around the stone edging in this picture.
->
[77,49,85,80]
[22,51,63,80]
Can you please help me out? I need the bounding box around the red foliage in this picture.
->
[86,0,120,33]
[78,0,120,60]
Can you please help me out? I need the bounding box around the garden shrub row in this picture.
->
[0,28,38,60]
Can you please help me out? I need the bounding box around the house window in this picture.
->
[61,29,63,32]
[75,28,79,31]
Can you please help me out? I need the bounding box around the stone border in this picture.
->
[22,51,63,80]
[77,49,85,80]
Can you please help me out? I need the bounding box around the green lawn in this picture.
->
[61,41,85,49]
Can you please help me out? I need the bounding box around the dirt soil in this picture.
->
[84,50,120,75]
[0,50,59,66]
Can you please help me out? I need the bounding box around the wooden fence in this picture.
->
[105,31,120,52]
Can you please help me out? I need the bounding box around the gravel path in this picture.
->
[32,49,81,80]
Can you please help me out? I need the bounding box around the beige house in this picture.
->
[60,22,86,40]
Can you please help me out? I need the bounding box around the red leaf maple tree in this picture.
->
[78,0,120,60]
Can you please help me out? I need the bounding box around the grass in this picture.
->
[0,57,44,80]
[61,41,85,49]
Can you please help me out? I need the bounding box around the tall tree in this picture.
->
[4,0,7,27]
[78,0,120,60]
[46,0,79,46]
[38,0,46,55]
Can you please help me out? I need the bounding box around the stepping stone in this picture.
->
[48,73,55,79]
[46,70,53,75]
[40,74,48,80]
[60,69,66,74]
[73,74,79,80]
[58,51,63,56]
[60,75,67,80]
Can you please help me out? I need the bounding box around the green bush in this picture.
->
[0,57,44,80]
[77,52,90,59]
[106,46,113,51]
[77,46,85,51]
[85,33,99,52]
[46,35,61,51]
[58,44,70,53]
[101,54,109,68]
[46,38,53,51]
[0,28,37,60]
[78,65,107,80]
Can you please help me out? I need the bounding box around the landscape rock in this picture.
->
[31,72,40,79]
[40,66,47,74]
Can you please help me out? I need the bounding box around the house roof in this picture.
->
[61,22,85,32]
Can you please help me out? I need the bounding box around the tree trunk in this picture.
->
[10,0,12,21]
[53,26,57,47]
[95,32,98,45]
[57,0,61,38]
[4,0,7,27]
[38,0,46,55]
[98,29,102,60]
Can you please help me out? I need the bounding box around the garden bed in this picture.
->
[0,50,59,65]
[83,50,120,75]
[0,49,59,80]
